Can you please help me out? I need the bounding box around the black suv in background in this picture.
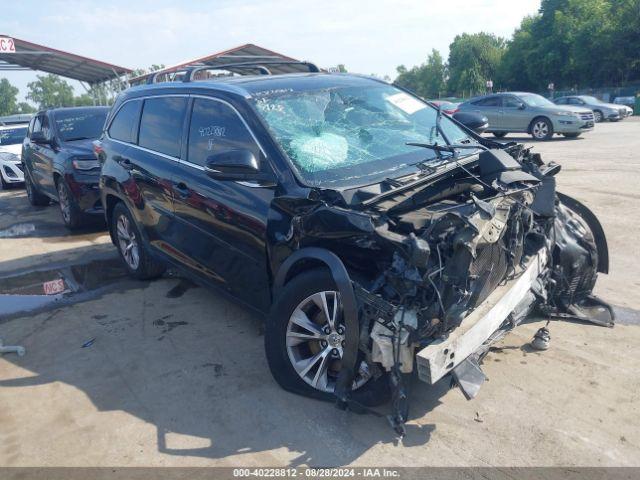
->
[97,68,610,430]
[23,106,109,229]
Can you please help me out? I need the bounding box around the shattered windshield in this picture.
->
[251,83,473,187]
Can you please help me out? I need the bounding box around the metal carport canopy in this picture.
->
[129,43,309,85]
[0,35,133,84]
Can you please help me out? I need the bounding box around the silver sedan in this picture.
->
[458,92,594,140]
[554,95,628,122]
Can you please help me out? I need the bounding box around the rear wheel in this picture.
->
[492,132,507,138]
[112,202,165,280]
[56,178,83,230]
[25,173,49,206]
[530,117,554,140]
[265,268,389,406]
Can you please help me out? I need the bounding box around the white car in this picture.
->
[0,123,28,188]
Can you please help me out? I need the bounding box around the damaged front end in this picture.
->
[272,143,612,435]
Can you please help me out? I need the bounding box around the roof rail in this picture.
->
[182,60,321,82]
[144,60,320,85]
[146,68,192,84]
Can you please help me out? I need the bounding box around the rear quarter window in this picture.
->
[109,100,142,143]
[138,97,188,157]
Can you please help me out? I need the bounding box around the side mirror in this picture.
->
[518,102,526,110]
[31,131,51,145]
[205,149,273,183]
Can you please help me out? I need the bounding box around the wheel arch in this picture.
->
[273,247,359,401]
[104,193,122,244]
[528,115,552,134]
[557,192,609,274]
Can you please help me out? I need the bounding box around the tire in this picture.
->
[265,268,389,406]
[530,117,554,140]
[0,174,8,189]
[492,132,507,138]
[56,177,83,230]
[562,133,581,138]
[25,172,50,206]
[593,110,603,123]
[111,202,166,280]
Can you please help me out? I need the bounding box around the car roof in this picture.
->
[124,73,389,99]
[44,106,110,115]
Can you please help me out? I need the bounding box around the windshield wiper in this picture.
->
[407,141,485,160]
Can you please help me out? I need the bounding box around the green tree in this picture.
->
[0,78,19,116]
[16,102,37,114]
[500,0,640,91]
[447,33,506,96]
[74,94,95,106]
[27,74,74,109]
[395,49,447,98]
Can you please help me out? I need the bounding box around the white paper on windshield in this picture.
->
[386,92,426,115]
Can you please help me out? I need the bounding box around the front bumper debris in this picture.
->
[416,248,548,385]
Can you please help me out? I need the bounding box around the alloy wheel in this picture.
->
[285,290,369,393]
[116,214,140,270]
[532,121,549,139]
[594,110,603,123]
[57,182,71,224]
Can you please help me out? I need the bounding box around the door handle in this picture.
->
[174,182,190,198]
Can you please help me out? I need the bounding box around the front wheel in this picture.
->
[56,178,83,230]
[265,268,388,406]
[530,118,554,140]
[112,202,165,280]
[593,110,603,123]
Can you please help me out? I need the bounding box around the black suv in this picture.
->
[23,107,109,229]
[98,66,611,428]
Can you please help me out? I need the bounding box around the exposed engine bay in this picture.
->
[273,140,613,436]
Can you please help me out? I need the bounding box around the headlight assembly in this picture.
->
[71,158,100,171]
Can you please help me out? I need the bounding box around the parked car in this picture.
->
[429,100,460,115]
[22,106,109,229]
[429,100,489,134]
[98,71,611,431]
[613,96,635,111]
[554,95,628,122]
[458,92,594,140]
[0,113,34,126]
[0,123,28,188]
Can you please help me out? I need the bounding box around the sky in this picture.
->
[1,0,541,102]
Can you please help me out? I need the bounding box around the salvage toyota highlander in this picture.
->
[97,65,613,434]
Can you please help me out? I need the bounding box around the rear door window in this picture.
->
[108,100,142,143]
[503,96,522,108]
[186,98,262,168]
[138,97,188,157]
